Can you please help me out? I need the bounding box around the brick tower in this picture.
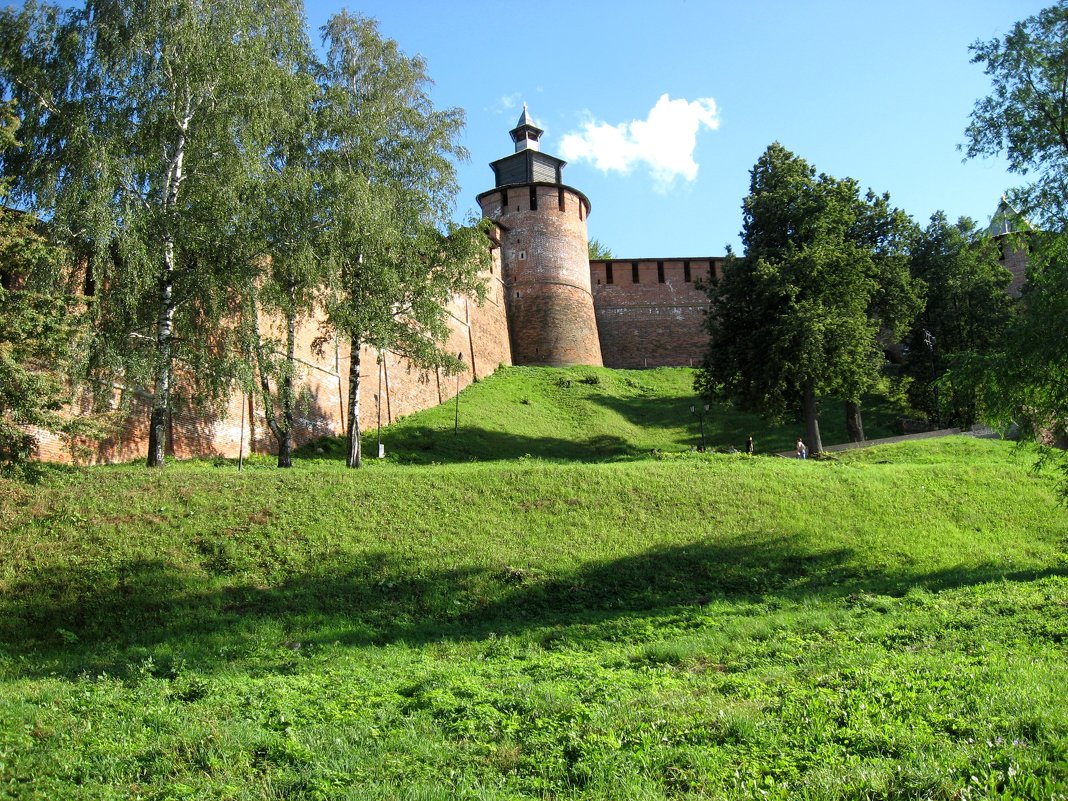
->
[477,106,603,367]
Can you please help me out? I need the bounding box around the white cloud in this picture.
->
[559,94,719,190]
[493,93,521,114]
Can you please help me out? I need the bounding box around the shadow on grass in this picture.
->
[302,426,645,465]
[589,394,755,453]
[585,394,912,455]
[4,532,1064,678]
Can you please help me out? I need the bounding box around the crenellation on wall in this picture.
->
[481,178,602,367]
[589,257,721,369]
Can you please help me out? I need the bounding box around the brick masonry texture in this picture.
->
[32,240,728,463]
[34,252,513,464]
[481,184,603,367]
[590,258,720,369]
[1001,242,1028,298]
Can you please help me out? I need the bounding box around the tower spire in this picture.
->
[509,103,544,152]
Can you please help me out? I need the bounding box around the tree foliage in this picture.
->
[0,105,93,468]
[0,0,311,466]
[236,59,322,469]
[316,12,491,468]
[696,143,920,452]
[966,3,1068,489]
[978,231,1068,443]
[904,214,1014,428]
[588,238,613,260]
[966,4,1068,228]
[0,285,91,468]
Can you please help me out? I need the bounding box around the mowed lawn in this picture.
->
[1,369,1066,799]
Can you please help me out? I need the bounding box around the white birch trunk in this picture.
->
[346,337,362,468]
[147,109,191,467]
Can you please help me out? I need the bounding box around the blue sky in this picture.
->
[303,1,1047,258]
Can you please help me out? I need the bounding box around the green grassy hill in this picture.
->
[307,366,911,463]
[2,382,1067,798]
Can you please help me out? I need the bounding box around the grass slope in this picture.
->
[307,366,911,464]
[1,437,1067,799]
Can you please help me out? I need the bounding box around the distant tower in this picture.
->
[477,105,603,367]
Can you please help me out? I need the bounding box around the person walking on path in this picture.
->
[796,437,807,459]
[746,435,754,455]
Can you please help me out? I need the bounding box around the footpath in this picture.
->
[776,425,1001,458]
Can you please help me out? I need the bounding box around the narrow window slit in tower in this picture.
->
[83,261,96,297]
[683,260,691,282]
[529,186,537,211]
[657,261,665,283]
[558,188,565,211]
[606,263,614,284]
[632,262,640,283]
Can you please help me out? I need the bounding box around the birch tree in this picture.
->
[0,0,309,466]
[242,91,326,469]
[317,12,490,468]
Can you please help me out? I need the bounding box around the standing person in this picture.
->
[796,437,807,459]
[746,435,754,455]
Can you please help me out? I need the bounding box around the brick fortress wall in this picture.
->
[1000,240,1029,298]
[589,257,720,369]
[33,248,725,463]
[33,250,512,464]
[480,184,603,367]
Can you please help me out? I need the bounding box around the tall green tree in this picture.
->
[697,143,919,452]
[0,0,309,466]
[904,213,1014,428]
[966,4,1068,229]
[236,61,324,469]
[0,103,90,467]
[316,12,490,469]
[841,190,921,441]
[979,232,1068,449]
[966,3,1068,482]
[243,163,324,470]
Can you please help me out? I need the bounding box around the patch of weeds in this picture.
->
[194,534,253,576]
[497,565,545,585]
[169,670,212,703]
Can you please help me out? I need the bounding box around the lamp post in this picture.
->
[238,392,246,471]
[454,351,464,435]
[924,329,939,428]
[690,402,709,451]
[376,350,384,458]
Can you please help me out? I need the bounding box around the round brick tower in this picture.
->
[477,106,603,367]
